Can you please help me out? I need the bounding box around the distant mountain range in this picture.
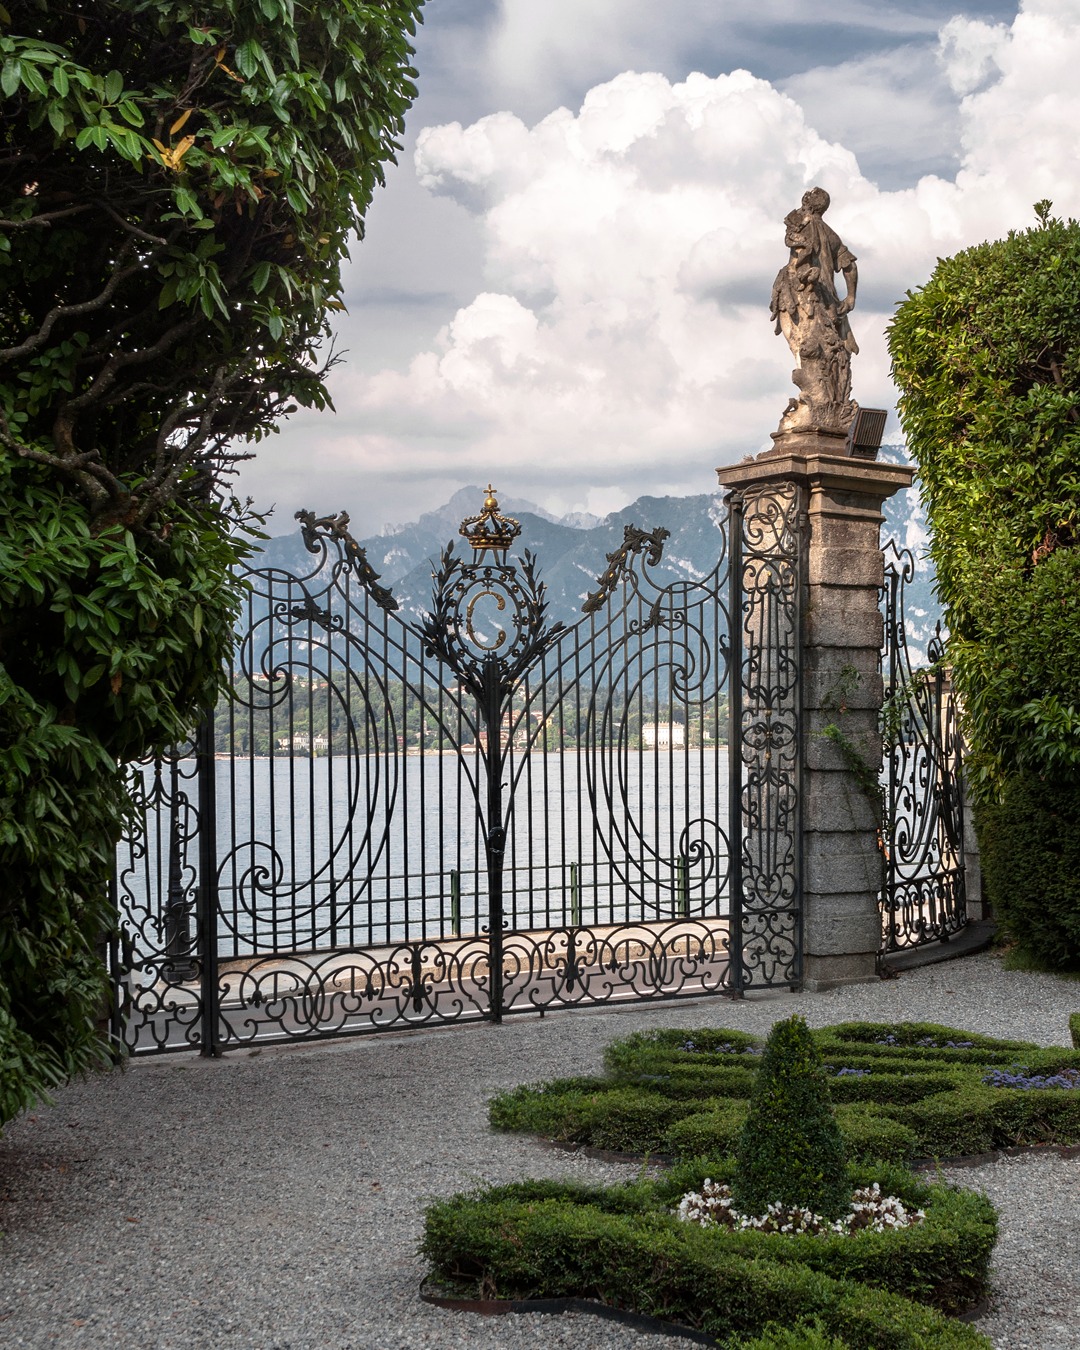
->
[250,446,940,660]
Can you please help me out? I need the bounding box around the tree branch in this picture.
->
[0,204,95,229]
[0,407,124,511]
[60,313,198,414]
[93,199,170,247]
[0,240,144,364]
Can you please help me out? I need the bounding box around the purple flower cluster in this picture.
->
[982,1065,1080,1091]
[873,1034,974,1049]
[680,1040,761,1056]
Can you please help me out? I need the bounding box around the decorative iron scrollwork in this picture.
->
[418,541,565,702]
[114,481,808,1053]
[583,524,670,613]
[731,480,803,991]
[288,594,337,630]
[295,507,398,611]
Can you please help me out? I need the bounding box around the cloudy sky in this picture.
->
[236,0,1076,536]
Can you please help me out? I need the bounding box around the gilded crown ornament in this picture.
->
[459,485,522,556]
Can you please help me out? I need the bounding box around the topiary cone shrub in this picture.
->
[732,1014,849,1221]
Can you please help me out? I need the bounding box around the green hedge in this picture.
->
[440,1021,1023,1347]
[976,773,1080,970]
[421,1177,994,1346]
[887,211,1080,966]
[888,1077,1080,1157]
[489,1022,1080,1163]
[665,1103,920,1168]
[1071,1014,1080,1050]
[729,1323,848,1350]
[814,1021,1040,1061]
[657,1159,995,1313]
[886,210,1080,797]
[604,1026,764,1075]
[490,1082,679,1153]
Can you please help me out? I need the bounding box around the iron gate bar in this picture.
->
[727,489,745,995]
[196,713,221,1056]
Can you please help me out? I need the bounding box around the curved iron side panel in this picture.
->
[879,541,967,953]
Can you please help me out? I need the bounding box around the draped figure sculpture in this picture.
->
[770,186,859,438]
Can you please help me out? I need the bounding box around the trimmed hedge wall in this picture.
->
[887,211,1080,967]
[652,1158,996,1314]
[977,774,1080,970]
[426,1020,1032,1348]
[489,1021,1080,1164]
[665,1102,920,1168]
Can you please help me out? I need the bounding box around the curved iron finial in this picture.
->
[583,524,670,614]
[294,508,398,611]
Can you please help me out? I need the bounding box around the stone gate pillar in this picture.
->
[718,445,914,989]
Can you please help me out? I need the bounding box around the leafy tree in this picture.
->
[0,0,424,1125]
[888,204,1080,967]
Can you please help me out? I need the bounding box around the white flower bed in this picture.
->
[675,1180,925,1236]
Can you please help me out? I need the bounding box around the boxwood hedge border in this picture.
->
[420,1170,994,1349]
[420,1018,1080,1348]
[489,1021,1080,1164]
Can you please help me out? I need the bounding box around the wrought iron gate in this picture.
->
[879,540,966,954]
[112,483,802,1053]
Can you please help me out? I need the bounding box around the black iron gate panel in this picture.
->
[879,540,966,953]
[483,523,734,1018]
[112,483,803,1053]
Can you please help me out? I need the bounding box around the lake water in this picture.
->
[119,747,733,960]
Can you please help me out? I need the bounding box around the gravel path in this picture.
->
[1,950,1078,1350]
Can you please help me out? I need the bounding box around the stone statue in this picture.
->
[770,186,859,439]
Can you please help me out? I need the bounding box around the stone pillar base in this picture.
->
[802,951,879,992]
[765,427,850,458]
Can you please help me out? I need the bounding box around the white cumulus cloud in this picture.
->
[287,0,1080,522]
[939,16,1010,97]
